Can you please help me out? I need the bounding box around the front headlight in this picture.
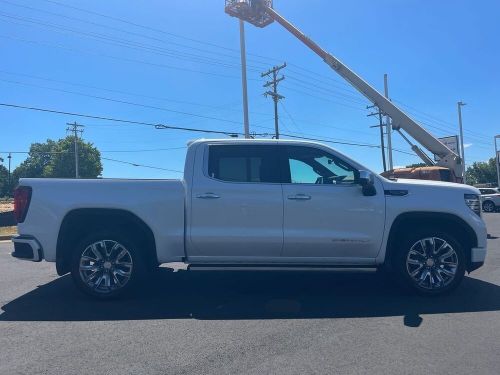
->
[464,194,481,216]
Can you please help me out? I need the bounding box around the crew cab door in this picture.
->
[280,145,385,261]
[188,143,284,261]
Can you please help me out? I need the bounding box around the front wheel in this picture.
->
[393,230,465,295]
[70,231,144,299]
[482,201,496,213]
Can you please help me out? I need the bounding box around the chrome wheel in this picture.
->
[406,237,458,290]
[483,201,495,213]
[79,240,133,294]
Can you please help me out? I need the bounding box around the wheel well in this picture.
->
[56,208,158,276]
[385,212,478,271]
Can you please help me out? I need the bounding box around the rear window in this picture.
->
[208,145,281,183]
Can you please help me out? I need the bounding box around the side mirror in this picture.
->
[358,170,377,196]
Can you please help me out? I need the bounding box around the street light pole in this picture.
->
[7,152,11,189]
[239,19,250,139]
[495,135,500,188]
[457,101,467,183]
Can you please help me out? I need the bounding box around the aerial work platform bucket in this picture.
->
[224,0,274,27]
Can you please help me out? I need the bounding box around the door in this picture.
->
[281,145,386,260]
[188,144,284,261]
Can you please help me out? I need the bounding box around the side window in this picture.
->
[285,146,357,185]
[208,145,281,183]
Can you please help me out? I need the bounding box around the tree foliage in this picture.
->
[0,163,8,197]
[12,137,102,185]
[465,157,498,186]
[405,163,427,168]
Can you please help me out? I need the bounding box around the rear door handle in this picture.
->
[287,194,311,201]
[196,193,220,199]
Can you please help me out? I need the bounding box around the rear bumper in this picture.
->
[11,236,43,262]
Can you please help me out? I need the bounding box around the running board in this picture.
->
[187,264,378,272]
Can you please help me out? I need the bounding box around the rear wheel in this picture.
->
[70,231,144,299]
[393,230,465,295]
[482,201,496,213]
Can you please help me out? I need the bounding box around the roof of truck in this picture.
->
[187,138,323,147]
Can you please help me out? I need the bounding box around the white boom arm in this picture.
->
[228,2,463,177]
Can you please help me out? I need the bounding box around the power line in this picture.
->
[0,10,268,74]
[0,69,274,115]
[0,0,270,67]
[0,102,415,154]
[0,78,247,126]
[0,34,246,81]
[0,147,187,154]
[29,0,368,90]
[100,157,183,173]
[1,148,183,174]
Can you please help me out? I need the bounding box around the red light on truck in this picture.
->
[14,186,32,223]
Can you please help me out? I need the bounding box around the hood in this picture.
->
[380,178,480,194]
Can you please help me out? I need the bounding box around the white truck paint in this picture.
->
[12,139,488,296]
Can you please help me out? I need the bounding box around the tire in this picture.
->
[392,228,466,296]
[482,201,496,213]
[70,230,145,299]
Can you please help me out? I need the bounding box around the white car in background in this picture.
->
[479,188,500,213]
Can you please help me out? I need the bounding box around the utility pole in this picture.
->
[262,62,286,139]
[384,74,394,170]
[66,122,84,179]
[7,152,11,194]
[457,101,467,183]
[367,105,387,172]
[495,135,500,188]
[239,19,250,138]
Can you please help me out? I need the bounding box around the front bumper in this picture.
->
[468,247,487,272]
[11,236,43,262]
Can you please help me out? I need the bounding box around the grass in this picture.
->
[0,226,17,237]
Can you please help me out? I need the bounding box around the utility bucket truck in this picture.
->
[225,0,464,183]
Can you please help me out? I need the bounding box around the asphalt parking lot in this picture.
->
[1,214,499,375]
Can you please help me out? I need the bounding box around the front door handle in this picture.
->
[287,194,311,201]
[196,193,220,199]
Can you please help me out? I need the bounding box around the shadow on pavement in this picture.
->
[2,269,500,325]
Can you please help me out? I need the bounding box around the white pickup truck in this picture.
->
[12,139,487,298]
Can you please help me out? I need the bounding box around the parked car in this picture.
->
[479,188,500,213]
[11,139,487,298]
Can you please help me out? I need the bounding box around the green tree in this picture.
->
[0,161,9,197]
[465,157,497,186]
[13,137,103,184]
[405,163,427,168]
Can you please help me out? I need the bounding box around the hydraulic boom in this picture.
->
[225,0,464,179]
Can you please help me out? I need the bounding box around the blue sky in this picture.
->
[1,0,498,178]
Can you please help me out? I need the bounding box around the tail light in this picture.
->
[14,186,32,223]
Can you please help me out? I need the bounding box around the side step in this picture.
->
[186,264,378,272]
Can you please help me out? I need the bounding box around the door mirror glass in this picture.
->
[358,170,377,196]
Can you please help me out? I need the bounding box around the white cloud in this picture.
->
[464,143,473,148]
